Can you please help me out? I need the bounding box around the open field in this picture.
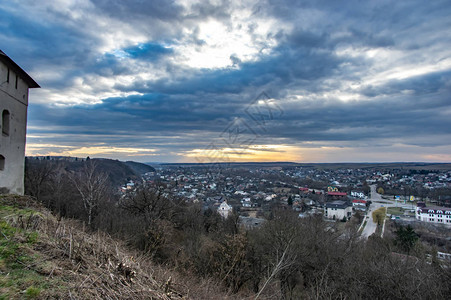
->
[387,207,404,216]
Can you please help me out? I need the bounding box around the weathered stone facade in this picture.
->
[0,50,39,194]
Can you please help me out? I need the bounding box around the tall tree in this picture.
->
[70,161,108,226]
[394,225,418,254]
[24,159,55,200]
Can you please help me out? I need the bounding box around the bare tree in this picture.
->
[24,159,55,200]
[255,242,294,300]
[70,161,109,226]
[118,183,184,256]
[250,211,307,299]
[47,163,73,216]
[119,183,175,227]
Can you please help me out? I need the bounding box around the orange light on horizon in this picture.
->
[184,144,304,163]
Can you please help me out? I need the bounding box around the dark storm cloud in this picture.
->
[0,4,109,91]
[0,6,97,68]
[359,70,451,98]
[92,0,234,21]
[28,63,451,150]
[29,18,451,153]
[29,93,235,136]
[128,38,343,98]
[91,0,233,38]
[90,54,131,77]
[92,0,184,21]
[260,0,451,52]
[268,92,451,146]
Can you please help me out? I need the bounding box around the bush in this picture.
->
[372,207,386,225]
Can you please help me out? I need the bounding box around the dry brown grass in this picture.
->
[0,195,242,299]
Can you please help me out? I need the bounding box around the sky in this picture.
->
[1,0,451,163]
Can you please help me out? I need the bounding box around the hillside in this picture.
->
[89,158,140,186]
[25,157,154,187]
[124,161,155,175]
[0,195,230,299]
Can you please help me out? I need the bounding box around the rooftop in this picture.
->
[0,50,40,88]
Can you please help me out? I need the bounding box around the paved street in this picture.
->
[360,185,417,239]
[360,185,384,238]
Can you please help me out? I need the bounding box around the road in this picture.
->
[360,185,385,239]
[360,185,417,239]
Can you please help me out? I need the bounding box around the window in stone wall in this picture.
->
[0,155,4,171]
[2,110,10,136]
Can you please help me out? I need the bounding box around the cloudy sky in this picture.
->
[1,0,451,163]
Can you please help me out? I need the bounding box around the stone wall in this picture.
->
[0,60,29,194]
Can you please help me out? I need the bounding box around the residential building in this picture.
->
[325,200,352,220]
[326,191,348,201]
[415,202,451,225]
[352,199,367,211]
[351,191,365,199]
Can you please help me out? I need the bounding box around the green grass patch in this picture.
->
[25,286,41,298]
[0,222,19,261]
[387,207,404,216]
[0,204,57,299]
[26,232,39,245]
[387,207,416,217]
[0,267,49,299]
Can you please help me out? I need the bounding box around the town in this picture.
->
[122,163,451,233]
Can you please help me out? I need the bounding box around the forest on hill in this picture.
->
[25,157,154,188]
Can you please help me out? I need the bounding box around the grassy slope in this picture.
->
[0,195,183,299]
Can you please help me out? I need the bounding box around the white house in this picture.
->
[0,50,39,194]
[241,197,252,208]
[218,201,233,218]
[415,202,451,225]
[325,200,352,221]
[351,191,365,199]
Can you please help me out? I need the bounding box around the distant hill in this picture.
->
[160,161,451,171]
[25,157,155,187]
[124,161,155,175]
[89,158,140,186]
[161,161,298,168]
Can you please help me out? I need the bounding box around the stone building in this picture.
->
[0,50,39,194]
